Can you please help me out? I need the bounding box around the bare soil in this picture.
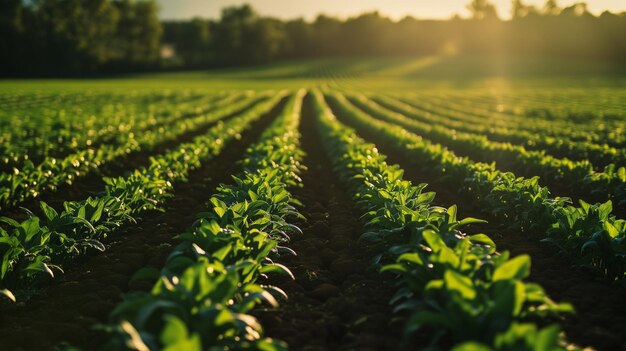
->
[259,95,403,350]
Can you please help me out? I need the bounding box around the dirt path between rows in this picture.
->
[0,97,287,351]
[259,95,402,350]
[328,99,626,351]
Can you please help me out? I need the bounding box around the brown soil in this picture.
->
[0,98,286,351]
[329,99,626,351]
[258,95,403,350]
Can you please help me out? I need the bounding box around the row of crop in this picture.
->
[0,92,236,171]
[101,90,306,351]
[443,90,626,122]
[398,93,592,133]
[389,93,625,164]
[0,91,176,152]
[312,90,572,350]
[0,93,267,213]
[0,93,286,303]
[375,95,625,168]
[325,91,626,283]
[419,92,626,129]
[401,93,626,148]
[345,93,626,207]
[494,92,626,120]
[438,91,626,147]
[0,90,174,114]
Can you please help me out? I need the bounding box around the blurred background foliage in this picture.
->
[0,0,625,77]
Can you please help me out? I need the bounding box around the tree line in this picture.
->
[1,0,625,77]
[165,1,626,68]
[0,0,161,77]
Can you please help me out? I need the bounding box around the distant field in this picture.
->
[3,54,626,92]
[1,56,625,350]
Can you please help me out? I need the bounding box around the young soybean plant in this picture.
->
[312,89,575,351]
[326,90,626,285]
[102,90,306,351]
[0,93,286,303]
[0,92,266,212]
[347,91,625,207]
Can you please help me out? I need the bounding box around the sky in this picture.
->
[157,0,626,21]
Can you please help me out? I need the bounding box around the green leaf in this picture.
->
[129,267,161,285]
[493,255,531,281]
[447,205,457,223]
[0,289,16,302]
[469,234,496,252]
[452,342,492,351]
[405,310,452,335]
[605,221,619,238]
[25,260,54,277]
[618,167,625,181]
[534,325,562,351]
[258,290,279,308]
[119,321,150,351]
[380,263,407,274]
[21,217,41,242]
[598,201,613,220]
[83,239,106,252]
[213,206,226,218]
[423,229,445,252]
[90,201,105,222]
[260,263,295,280]
[444,270,476,299]
[397,252,423,265]
[161,315,188,344]
[161,315,202,351]
[0,216,20,228]
[416,191,435,205]
[578,199,590,213]
[458,217,488,226]
[72,216,96,233]
[40,202,58,222]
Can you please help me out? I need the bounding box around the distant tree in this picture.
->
[283,19,313,58]
[467,0,499,20]
[511,0,539,19]
[212,5,256,64]
[162,18,212,67]
[4,0,626,76]
[560,3,589,17]
[247,18,286,62]
[341,12,394,55]
[512,0,525,18]
[0,0,161,76]
[112,0,162,66]
[212,5,286,65]
[543,0,561,16]
[0,0,24,32]
[312,15,342,55]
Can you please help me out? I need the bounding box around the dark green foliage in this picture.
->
[0,93,285,302]
[324,90,626,284]
[0,0,161,76]
[311,90,572,350]
[159,2,626,70]
[103,91,305,350]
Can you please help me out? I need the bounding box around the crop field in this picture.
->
[1,57,626,351]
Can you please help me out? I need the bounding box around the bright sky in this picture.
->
[157,0,626,20]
